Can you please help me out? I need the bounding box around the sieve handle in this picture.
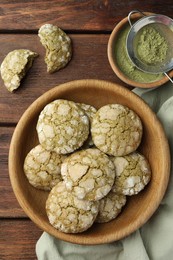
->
[128,10,146,27]
[164,72,173,84]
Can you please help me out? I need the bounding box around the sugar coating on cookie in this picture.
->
[111,152,151,195]
[91,104,143,156]
[46,182,99,233]
[61,148,115,201]
[96,191,126,223]
[77,103,97,148]
[24,144,66,191]
[38,24,72,73]
[0,49,38,92]
[36,99,89,154]
[77,103,97,120]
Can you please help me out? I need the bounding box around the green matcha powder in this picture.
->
[136,25,168,65]
[115,25,163,83]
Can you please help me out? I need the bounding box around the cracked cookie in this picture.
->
[91,104,143,156]
[0,49,38,92]
[46,182,99,233]
[61,148,115,201]
[111,152,151,195]
[77,103,97,121]
[36,99,89,154]
[38,24,72,73]
[96,191,126,223]
[24,144,66,191]
[77,103,97,148]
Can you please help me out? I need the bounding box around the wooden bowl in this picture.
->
[107,13,173,88]
[9,79,170,244]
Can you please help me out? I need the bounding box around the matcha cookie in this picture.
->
[36,99,89,154]
[24,144,66,191]
[46,182,99,233]
[111,152,151,195]
[96,191,126,223]
[77,103,97,148]
[38,24,72,73]
[61,148,115,201]
[91,104,143,156]
[0,49,38,92]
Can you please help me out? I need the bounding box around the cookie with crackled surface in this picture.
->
[46,182,99,233]
[91,104,143,156]
[61,148,115,201]
[38,24,72,73]
[0,49,38,92]
[77,102,97,148]
[111,152,151,196]
[24,144,66,191]
[36,99,89,154]
[96,191,126,223]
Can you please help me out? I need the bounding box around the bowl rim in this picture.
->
[8,79,171,244]
[107,12,173,88]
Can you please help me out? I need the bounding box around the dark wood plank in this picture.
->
[0,33,127,124]
[0,219,42,260]
[0,127,27,217]
[0,0,172,31]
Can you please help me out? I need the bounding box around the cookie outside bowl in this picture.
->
[9,79,170,244]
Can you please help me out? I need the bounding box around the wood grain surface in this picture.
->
[0,1,172,259]
[0,127,27,218]
[0,0,172,31]
[0,219,42,260]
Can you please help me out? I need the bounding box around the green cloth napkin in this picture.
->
[36,81,173,260]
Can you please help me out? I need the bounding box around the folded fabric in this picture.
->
[36,81,173,260]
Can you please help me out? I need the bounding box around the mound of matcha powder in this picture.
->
[136,24,168,65]
[114,25,163,83]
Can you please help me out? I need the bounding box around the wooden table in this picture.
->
[0,1,172,259]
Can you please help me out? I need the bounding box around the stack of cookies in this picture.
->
[24,99,151,233]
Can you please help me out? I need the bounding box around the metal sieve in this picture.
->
[126,10,173,83]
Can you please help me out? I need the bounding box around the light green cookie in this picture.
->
[38,24,72,73]
[96,191,126,223]
[61,148,115,201]
[36,99,89,154]
[24,144,66,191]
[111,152,151,195]
[91,104,143,156]
[0,49,38,92]
[77,102,97,148]
[46,182,99,233]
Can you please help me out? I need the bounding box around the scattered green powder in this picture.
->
[136,25,168,65]
[114,25,163,83]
